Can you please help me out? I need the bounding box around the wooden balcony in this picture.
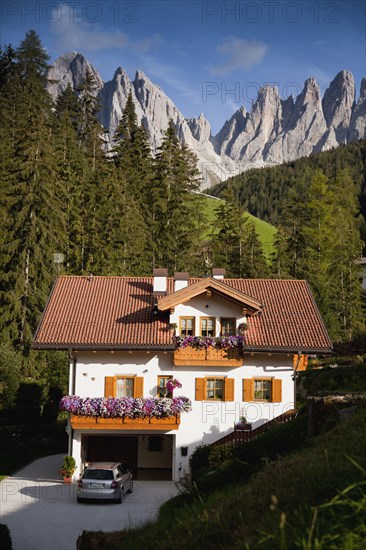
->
[174,347,243,367]
[70,414,181,431]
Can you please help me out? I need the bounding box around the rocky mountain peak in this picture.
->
[47,52,103,100]
[186,113,211,143]
[322,70,355,143]
[298,77,322,108]
[47,52,365,187]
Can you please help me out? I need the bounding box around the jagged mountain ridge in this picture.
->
[48,52,365,188]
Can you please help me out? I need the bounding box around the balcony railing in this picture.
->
[174,347,243,366]
[70,414,181,431]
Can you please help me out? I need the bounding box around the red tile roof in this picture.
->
[33,276,332,353]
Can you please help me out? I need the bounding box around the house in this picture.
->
[33,269,332,481]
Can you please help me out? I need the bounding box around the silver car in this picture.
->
[77,462,133,503]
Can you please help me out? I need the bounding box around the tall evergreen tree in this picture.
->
[75,70,107,273]
[150,120,203,273]
[0,31,66,352]
[211,187,269,278]
[52,85,85,273]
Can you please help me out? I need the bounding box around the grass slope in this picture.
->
[78,406,366,549]
[198,194,277,259]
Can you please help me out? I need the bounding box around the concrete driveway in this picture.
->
[0,454,179,550]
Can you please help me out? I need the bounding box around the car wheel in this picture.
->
[116,488,123,504]
[127,480,133,494]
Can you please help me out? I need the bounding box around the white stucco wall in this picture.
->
[69,350,294,480]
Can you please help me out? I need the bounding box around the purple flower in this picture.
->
[59,395,192,419]
[173,334,244,350]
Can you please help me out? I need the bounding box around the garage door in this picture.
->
[86,435,138,470]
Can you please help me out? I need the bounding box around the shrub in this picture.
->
[194,412,309,494]
[0,524,12,550]
[189,444,211,480]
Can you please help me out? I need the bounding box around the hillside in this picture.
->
[208,140,366,227]
[77,401,366,549]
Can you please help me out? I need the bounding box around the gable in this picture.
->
[158,277,262,315]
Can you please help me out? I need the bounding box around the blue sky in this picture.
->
[1,0,365,134]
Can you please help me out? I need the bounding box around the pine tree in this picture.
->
[75,70,108,273]
[150,120,203,273]
[0,31,66,352]
[52,85,85,273]
[211,187,268,278]
[243,222,270,278]
[92,165,149,275]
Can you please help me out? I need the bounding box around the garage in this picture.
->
[82,434,174,480]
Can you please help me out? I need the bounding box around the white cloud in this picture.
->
[209,36,268,76]
[49,4,161,53]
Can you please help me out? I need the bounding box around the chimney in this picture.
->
[153,268,168,294]
[212,268,225,280]
[174,272,189,292]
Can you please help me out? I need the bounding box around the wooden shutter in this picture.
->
[272,379,282,402]
[134,377,144,398]
[195,378,205,401]
[224,378,234,401]
[293,354,308,372]
[105,376,115,397]
[243,379,254,402]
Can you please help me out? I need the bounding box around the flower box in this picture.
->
[70,414,180,431]
[174,347,243,366]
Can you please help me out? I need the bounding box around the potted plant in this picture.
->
[59,455,76,483]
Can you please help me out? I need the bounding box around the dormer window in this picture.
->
[221,318,236,336]
[200,317,215,337]
[180,317,195,336]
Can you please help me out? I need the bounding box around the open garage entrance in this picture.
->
[82,434,174,480]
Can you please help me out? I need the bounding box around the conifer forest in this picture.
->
[0,31,365,394]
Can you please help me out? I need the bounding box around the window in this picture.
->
[206,378,224,400]
[157,376,172,398]
[148,436,163,452]
[180,317,195,336]
[195,377,234,401]
[254,379,272,401]
[200,317,215,337]
[243,378,282,403]
[104,376,143,398]
[116,377,134,398]
[221,318,236,336]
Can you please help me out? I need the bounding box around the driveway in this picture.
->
[0,454,179,550]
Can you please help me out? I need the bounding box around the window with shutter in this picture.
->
[104,376,143,398]
[195,377,234,401]
[243,378,282,403]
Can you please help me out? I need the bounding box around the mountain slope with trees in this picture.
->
[209,142,366,342]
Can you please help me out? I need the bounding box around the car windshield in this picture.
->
[83,469,113,480]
